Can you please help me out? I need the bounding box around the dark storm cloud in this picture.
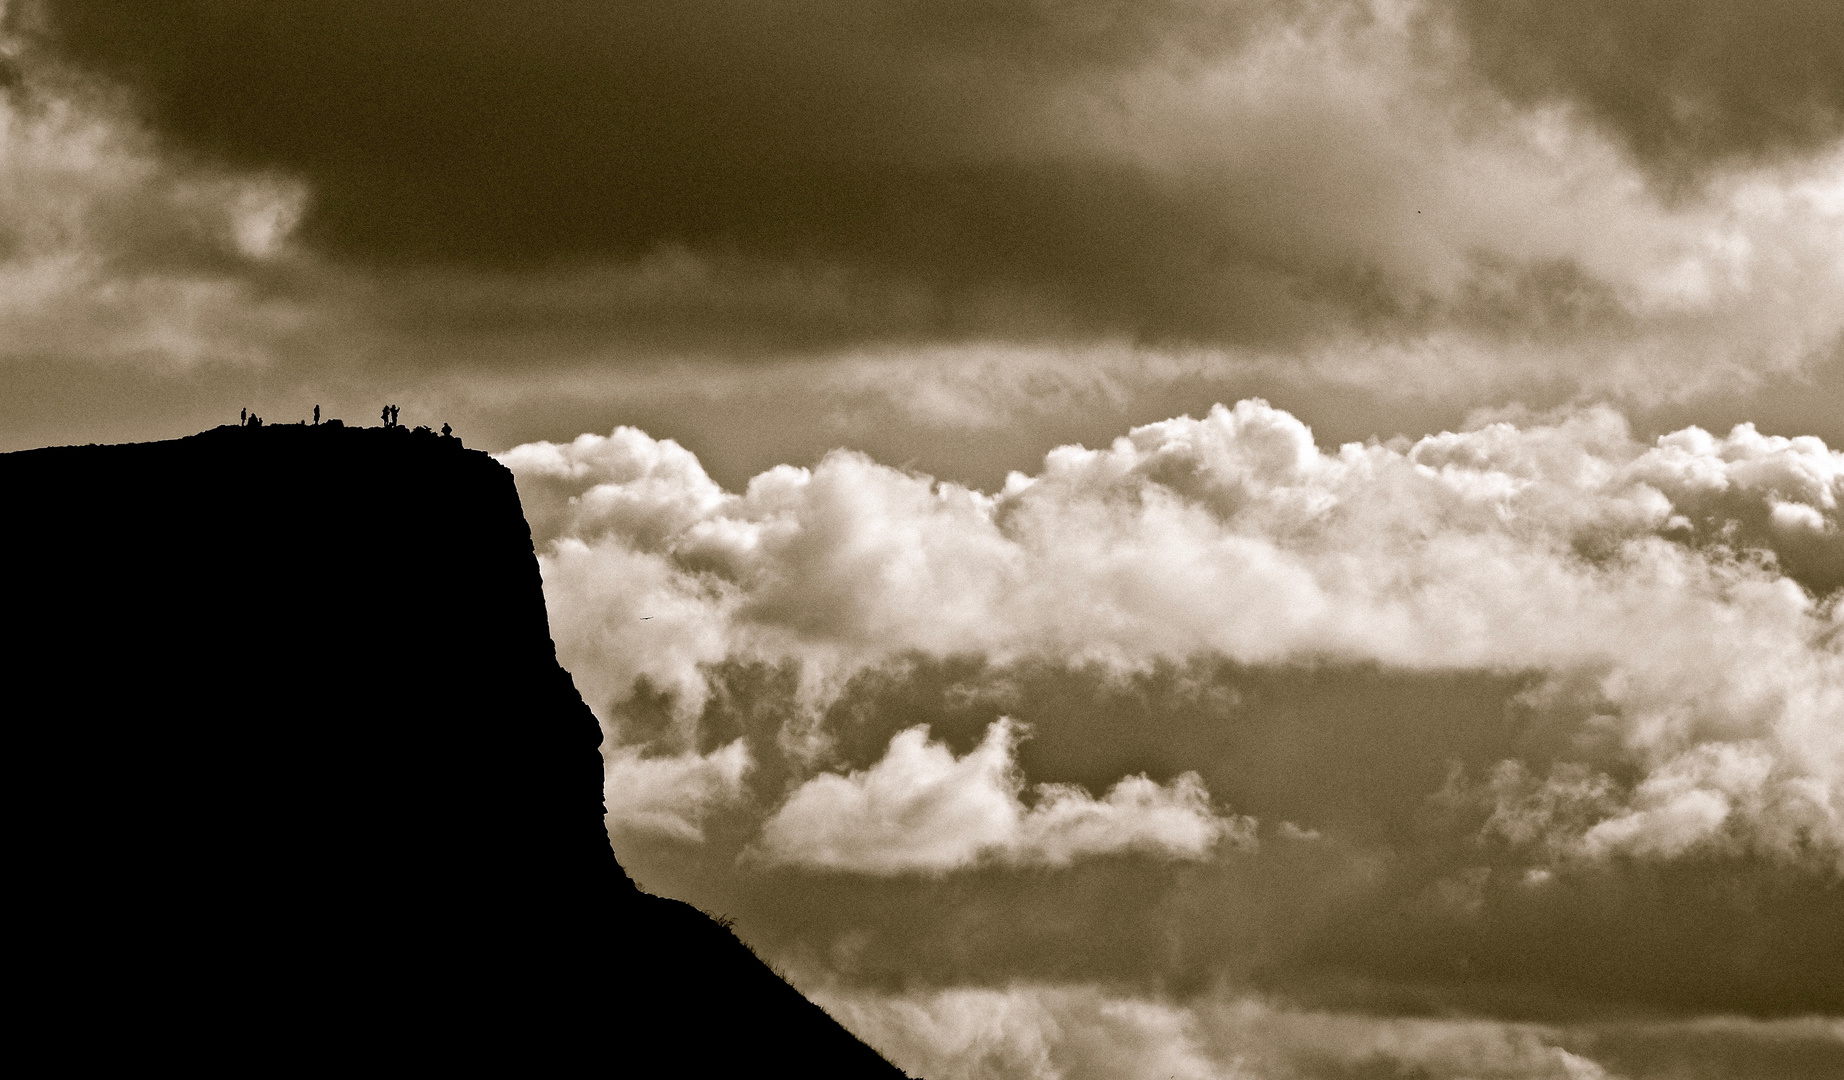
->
[1451,0,1844,178]
[12,0,1844,412]
[24,0,1323,343]
[23,0,1226,260]
[49,0,1786,358]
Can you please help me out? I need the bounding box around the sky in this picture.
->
[6,2,1842,1076]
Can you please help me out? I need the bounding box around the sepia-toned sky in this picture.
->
[6,2,1841,1076]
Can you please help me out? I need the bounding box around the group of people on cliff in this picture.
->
[238,405,451,439]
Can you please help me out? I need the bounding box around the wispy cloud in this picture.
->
[814,980,1844,1080]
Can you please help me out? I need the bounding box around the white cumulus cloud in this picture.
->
[753,718,1251,875]
[505,400,1844,871]
[603,739,751,843]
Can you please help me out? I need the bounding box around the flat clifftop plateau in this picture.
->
[4,425,911,1076]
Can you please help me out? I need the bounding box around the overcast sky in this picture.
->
[6,2,1841,1076]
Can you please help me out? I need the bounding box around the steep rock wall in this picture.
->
[5,424,908,1075]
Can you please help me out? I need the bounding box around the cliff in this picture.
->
[5,423,910,1075]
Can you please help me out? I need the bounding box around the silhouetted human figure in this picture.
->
[442,423,452,438]
[382,405,391,428]
[391,405,401,427]
[314,406,320,426]
[241,408,247,426]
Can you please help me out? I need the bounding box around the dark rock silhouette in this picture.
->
[5,424,911,1076]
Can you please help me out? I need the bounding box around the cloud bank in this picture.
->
[506,400,1843,872]
[493,397,1844,1074]
[10,0,1844,422]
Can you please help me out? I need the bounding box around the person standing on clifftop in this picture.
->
[313,405,320,426]
[381,405,391,428]
[241,408,246,426]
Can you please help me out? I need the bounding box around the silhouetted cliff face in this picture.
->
[5,425,908,1075]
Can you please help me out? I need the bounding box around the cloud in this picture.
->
[753,718,1251,874]
[1481,740,1842,867]
[1626,420,1844,592]
[506,400,1844,871]
[812,983,1611,1080]
[813,980,1844,1080]
[0,44,317,371]
[498,428,748,720]
[1450,0,1844,176]
[617,652,1840,1020]
[603,739,751,843]
[21,0,1844,399]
